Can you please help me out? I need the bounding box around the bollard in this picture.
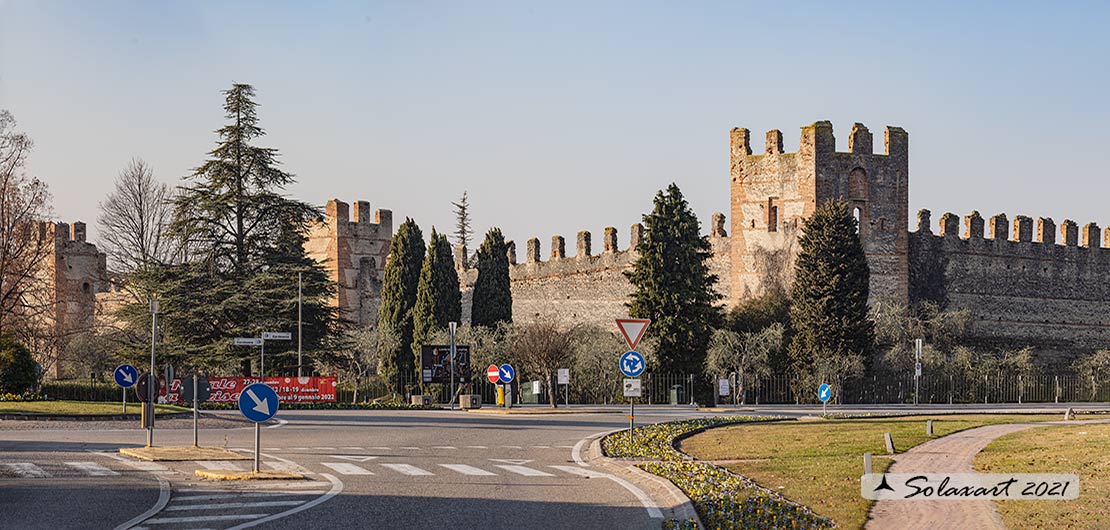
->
[926,420,933,436]
[863,452,873,475]
[884,432,896,455]
[1065,407,1074,421]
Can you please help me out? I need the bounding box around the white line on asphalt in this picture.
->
[532,446,551,449]
[165,500,305,511]
[568,429,663,519]
[265,418,289,429]
[265,461,313,474]
[340,447,364,450]
[3,463,49,478]
[431,446,457,450]
[439,464,496,476]
[224,474,344,530]
[291,448,310,451]
[108,457,171,530]
[144,514,267,524]
[494,465,554,477]
[313,447,336,450]
[173,491,324,501]
[465,445,488,449]
[555,445,575,449]
[380,463,434,476]
[320,463,374,475]
[399,446,420,450]
[370,446,392,451]
[65,462,120,476]
[500,445,523,449]
[549,465,608,479]
[196,461,242,471]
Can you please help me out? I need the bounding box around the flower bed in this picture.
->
[601,416,780,461]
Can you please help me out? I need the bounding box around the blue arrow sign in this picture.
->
[818,383,831,403]
[619,351,645,377]
[498,364,515,384]
[238,382,279,423]
[114,364,139,388]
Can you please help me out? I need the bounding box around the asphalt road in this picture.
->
[2,403,1104,530]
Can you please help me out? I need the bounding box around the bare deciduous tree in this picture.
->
[705,324,781,404]
[96,158,181,273]
[0,110,53,338]
[510,320,579,408]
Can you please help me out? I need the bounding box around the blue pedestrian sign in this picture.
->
[238,383,279,423]
[818,383,832,403]
[114,364,139,388]
[619,351,645,377]
[498,364,515,384]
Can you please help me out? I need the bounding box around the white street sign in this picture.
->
[557,368,569,385]
[262,332,292,340]
[532,381,541,394]
[234,338,263,346]
[623,378,641,397]
[915,362,923,377]
[718,379,730,396]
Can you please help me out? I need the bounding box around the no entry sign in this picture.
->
[487,364,501,384]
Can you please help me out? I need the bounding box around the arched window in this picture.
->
[767,197,780,232]
[849,168,868,201]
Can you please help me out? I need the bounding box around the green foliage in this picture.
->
[705,324,781,403]
[728,289,791,371]
[471,228,512,328]
[0,336,38,394]
[625,184,720,379]
[411,229,462,365]
[451,191,473,253]
[872,298,971,372]
[378,218,425,391]
[788,200,873,386]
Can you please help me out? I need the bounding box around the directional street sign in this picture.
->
[498,364,515,384]
[818,383,832,403]
[487,364,501,384]
[238,382,279,423]
[619,350,645,378]
[262,331,292,340]
[615,319,650,351]
[114,364,138,388]
[234,337,263,346]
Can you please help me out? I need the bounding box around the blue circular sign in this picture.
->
[498,364,515,384]
[114,364,139,388]
[238,382,279,423]
[619,351,645,377]
[818,383,832,403]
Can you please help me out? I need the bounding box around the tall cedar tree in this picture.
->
[122,84,336,374]
[471,228,512,328]
[787,200,873,377]
[411,228,463,365]
[625,184,720,377]
[451,191,473,251]
[377,218,425,391]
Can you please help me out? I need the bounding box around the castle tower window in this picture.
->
[767,197,780,232]
[82,282,90,294]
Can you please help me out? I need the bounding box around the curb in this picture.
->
[120,446,250,461]
[195,469,304,481]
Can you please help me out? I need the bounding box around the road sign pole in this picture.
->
[122,387,127,414]
[449,322,457,411]
[148,300,158,448]
[629,399,634,445]
[254,422,261,473]
[297,272,303,378]
[260,339,265,380]
[914,338,922,406]
[192,373,199,448]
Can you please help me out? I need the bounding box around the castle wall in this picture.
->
[41,221,109,378]
[910,210,1110,364]
[305,199,392,327]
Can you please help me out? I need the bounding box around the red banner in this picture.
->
[162,376,338,404]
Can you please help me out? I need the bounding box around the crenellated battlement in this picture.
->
[914,209,1107,250]
[730,121,908,165]
[306,199,393,327]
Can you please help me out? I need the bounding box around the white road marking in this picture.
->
[224,473,344,530]
[107,457,171,530]
[265,461,312,474]
[3,463,49,478]
[399,446,420,450]
[312,447,336,451]
[127,461,171,472]
[439,464,496,476]
[144,514,267,524]
[568,429,663,519]
[65,462,119,476]
[494,465,554,477]
[555,445,575,449]
[328,455,378,462]
[370,447,392,451]
[266,418,289,429]
[320,463,374,475]
[196,461,242,471]
[549,465,608,478]
[174,491,324,501]
[291,448,310,451]
[466,445,488,449]
[340,447,364,450]
[532,446,551,449]
[431,446,457,450]
[165,500,305,511]
[500,445,523,449]
[220,481,332,490]
[380,463,433,476]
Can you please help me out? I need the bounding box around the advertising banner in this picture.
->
[158,376,338,404]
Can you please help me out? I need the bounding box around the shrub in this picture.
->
[0,336,38,394]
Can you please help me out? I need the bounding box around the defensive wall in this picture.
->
[305,199,393,327]
[40,221,110,378]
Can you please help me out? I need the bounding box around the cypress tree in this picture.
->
[625,184,721,377]
[412,228,462,364]
[471,228,512,328]
[787,200,873,383]
[377,218,425,391]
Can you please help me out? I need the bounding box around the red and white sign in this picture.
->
[486,364,501,384]
[616,318,651,351]
[159,376,338,404]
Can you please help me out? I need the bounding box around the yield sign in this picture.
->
[615,319,651,350]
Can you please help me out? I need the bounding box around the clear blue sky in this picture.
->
[2,1,1107,253]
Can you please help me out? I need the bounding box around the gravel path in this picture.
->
[866,419,1110,530]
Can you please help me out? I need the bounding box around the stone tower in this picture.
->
[728,121,909,305]
[305,199,393,327]
[40,221,110,378]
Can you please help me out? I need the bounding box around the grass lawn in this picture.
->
[975,422,1110,530]
[678,414,1076,530]
[0,400,190,415]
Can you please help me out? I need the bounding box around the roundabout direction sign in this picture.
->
[114,364,138,388]
[498,364,515,384]
[818,382,831,415]
[619,351,645,378]
[238,382,280,472]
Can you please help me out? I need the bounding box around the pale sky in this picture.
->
[2,1,1107,255]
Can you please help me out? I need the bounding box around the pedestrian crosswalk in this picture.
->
[1,461,122,479]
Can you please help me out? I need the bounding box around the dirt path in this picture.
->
[865,419,1110,530]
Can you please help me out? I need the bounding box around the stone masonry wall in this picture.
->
[43,221,110,378]
[305,199,393,327]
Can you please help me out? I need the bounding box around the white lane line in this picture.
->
[500,445,523,449]
[439,464,496,476]
[549,465,608,478]
[431,446,457,450]
[174,491,324,501]
[144,514,267,524]
[320,463,373,475]
[465,445,488,449]
[370,447,392,451]
[291,448,311,451]
[108,459,171,530]
[217,481,332,490]
[494,465,554,477]
[225,473,344,530]
[312,447,336,451]
[567,429,663,519]
[265,461,312,474]
[532,446,551,449]
[196,461,242,471]
[398,446,420,450]
[380,463,434,476]
[340,447,364,451]
[3,463,49,478]
[65,462,120,476]
[128,460,171,472]
[265,418,289,429]
[165,500,305,511]
[555,445,575,449]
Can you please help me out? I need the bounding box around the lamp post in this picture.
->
[147,299,158,447]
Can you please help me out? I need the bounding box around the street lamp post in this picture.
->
[449,322,457,410]
[147,299,158,447]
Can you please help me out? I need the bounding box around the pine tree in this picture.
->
[451,191,473,252]
[787,200,873,386]
[412,228,462,365]
[471,228,512,328]
[122,84,335,374]
[625,184,720,378]
[377,218,425,391]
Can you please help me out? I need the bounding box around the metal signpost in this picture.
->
[616,318,650,446]
[449,322,457,410]
[260,332,292,377]
[233,337,264,380]
[819,382,832,416]
[914,338,923,406]
[114,364,138,414]
[498,364,515,408]
[147,300,158,448]
[181,374,212,447]
[558,368,569,405]
[238,382,279,473]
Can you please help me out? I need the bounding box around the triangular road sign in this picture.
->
[615,319,650,351]
[330,455,379,462]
